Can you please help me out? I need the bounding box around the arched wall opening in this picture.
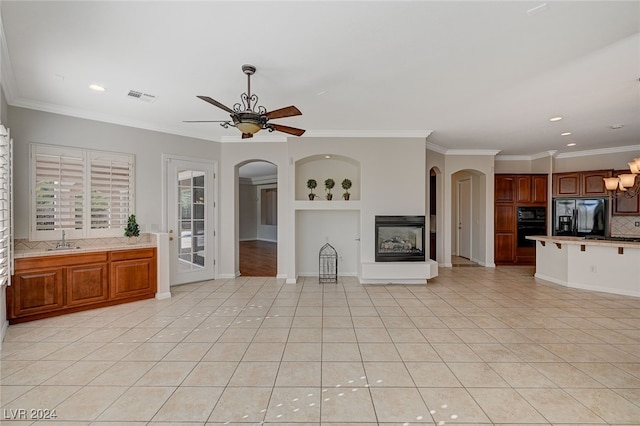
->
[236,159,278,276]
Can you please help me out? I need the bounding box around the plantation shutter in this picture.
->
[33,146,85,235]
[0,125,11,287]
[90,152,134,231]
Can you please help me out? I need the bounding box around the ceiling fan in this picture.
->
[185,64,305,139]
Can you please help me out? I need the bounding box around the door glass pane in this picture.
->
[176,169,206,271]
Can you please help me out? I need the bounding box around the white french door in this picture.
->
[166,157,215,285]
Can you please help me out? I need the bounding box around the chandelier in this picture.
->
[603,157,640,198]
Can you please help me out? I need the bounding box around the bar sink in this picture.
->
[47,246,81,251]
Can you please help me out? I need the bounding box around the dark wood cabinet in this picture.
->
[612,169,640,215]
[8,248,156,323]
[494,234,515,263]
[495,174,547,265]
[553,170,611,197]
[495,176,516,203]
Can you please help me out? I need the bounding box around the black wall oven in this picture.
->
[516,206,546,248]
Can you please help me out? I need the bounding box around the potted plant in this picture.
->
[324,178,335,200]
[307,179,318,200]
[124,214,140,243]
[341,178,352,200]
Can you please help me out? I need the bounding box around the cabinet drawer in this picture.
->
[15,252,108,272]
[110,248,155,261]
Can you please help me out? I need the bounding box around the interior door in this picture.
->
[166,157,215,285]
[458,179,472,259]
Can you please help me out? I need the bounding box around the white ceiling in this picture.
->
[1,1,638,156]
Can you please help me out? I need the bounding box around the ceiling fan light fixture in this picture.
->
[236,121,261,134]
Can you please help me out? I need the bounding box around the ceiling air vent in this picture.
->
[127,90,157,103]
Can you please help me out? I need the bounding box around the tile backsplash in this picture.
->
[611,216,640,237]
[14,233,153,252]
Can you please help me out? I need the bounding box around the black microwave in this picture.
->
[517,206,546,222]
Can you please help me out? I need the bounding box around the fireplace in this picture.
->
[375,216,425,262]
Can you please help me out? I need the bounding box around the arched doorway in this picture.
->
[238,160,278,276]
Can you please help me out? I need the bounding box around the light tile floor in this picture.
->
[2,266,640,425]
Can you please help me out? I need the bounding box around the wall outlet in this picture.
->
[590,265,597,273]
[635,221,640,227]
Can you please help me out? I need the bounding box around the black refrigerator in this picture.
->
[552,198,608,237]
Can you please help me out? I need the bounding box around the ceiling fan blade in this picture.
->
[265,105,302,120]
[241,133,254,139]
[197,96,234,114]
[271,123,306,137]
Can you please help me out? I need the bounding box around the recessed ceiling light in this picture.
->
[567,143,577,147]
[89,84,106,92]
[561,132,572,136]
[324,155,331,159]
[549,116,563,122]
[610,124,624,129]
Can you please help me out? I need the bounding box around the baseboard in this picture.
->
[276,273,287,279]
[155,292,172,300]
[217,273,238,279]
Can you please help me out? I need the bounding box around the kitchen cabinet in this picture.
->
[612,169,640,215]
[110,248,156,299]
[11,267,64,317]
[495,174,547,265]
[553,170,611,197]
[516,175,548,204]
[495,176,516,203]
[8,248,156,323]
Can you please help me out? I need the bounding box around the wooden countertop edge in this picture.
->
[526,236,640,248]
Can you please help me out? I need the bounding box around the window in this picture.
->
[0,124,12,287]
[31,144,134,240]
[260,187,277,226]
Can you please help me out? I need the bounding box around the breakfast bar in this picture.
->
[527,236,640,297]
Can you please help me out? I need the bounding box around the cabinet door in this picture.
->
[110,258,156,299]
[495,204,515,232]
[66,263,108,307]
[516,176,532,203]
[495,176,516,202]
[553,173,580,197]
[494,233,515,263]
[10,268,64,317]
[532,175,548,204]
[582,170,611,196]
[611,169,639,215]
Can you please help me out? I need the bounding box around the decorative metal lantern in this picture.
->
[319,243,338,283]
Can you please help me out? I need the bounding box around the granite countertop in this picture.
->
[13,235,157,259]
[527,235,640,248]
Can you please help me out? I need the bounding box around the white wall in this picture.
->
[218,142,289,278]
[238,180,258,241]
[288,137,426,282]
[8,107,220,239]
[443,153,496,268]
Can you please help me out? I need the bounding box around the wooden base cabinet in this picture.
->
[8,248,156,323]
[11,267,64,317]
[110,249,156,299]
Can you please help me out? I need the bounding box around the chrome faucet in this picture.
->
[56,230,72,249]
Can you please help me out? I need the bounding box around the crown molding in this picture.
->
[426,142,448,154]
[0,13,18,104]
[497,150,557,161]
[446,149,501,156]
[554,144,640,159]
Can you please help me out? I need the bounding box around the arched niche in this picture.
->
[295,154,361,201]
